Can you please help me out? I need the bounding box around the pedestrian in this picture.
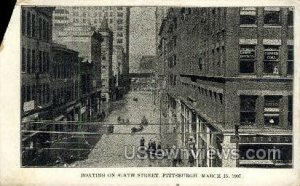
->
[147,139,152,155]
[152,141,157,154]
[140,137,145,147]
[188,151,195,167]
[157,142,162,157]
[171,145,178,167]
[157,142,161,151]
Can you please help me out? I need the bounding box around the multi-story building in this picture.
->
[51,43,79,121]
[98,19,113,115]
[21,7,55,166]
[52,6,130,90]
[159,7,293,168]
[112,45,126,99]
[51,23,104,122]
[21,7,55,122]
[155,7,168,55]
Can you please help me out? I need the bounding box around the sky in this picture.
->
[129,7,156,72]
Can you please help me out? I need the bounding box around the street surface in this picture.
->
[71,91,170,167]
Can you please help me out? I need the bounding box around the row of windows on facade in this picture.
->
[62,16,124,25]
[54,7,124,14]
[196,45,293,75]
[165,8,225,34]
[240,95,293,126]
[52,65,75,79]
[238,45,293,75]
[22,84,50,105]
[22,10,51,41]
[183,8,293,27]
[173,80,293,127]
[180,82,224,105]
[166,44,293,76]
[52,86,76,106]
[168,74,177,86]
[240,8,293,26]
[164,8,293,39]
[60,11,125,18]
[54,22,125,33]
[21,48,50,74]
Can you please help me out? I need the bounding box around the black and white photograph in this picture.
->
[1,0,300,184]
[19,6,295,169]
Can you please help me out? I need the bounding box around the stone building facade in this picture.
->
[158,7,293,167]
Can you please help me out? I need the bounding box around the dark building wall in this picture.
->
[21,7,54,120]
[51,44,79,109]
[91,32,103,89]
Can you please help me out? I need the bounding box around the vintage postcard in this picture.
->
[0,0,299,185]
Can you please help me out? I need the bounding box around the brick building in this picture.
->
[52,6,130,90]
[51,43,79,121]
[21,7,55,121]
[158,7,293,167]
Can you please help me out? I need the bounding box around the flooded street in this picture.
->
[72,91,167,167]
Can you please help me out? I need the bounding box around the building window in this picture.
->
[263,45,280,74]
[22,10,26,35]
[117,32,123,37]
[32,14,36,37]
[219,93,223,104]
[45,52,49,73]
[287,9,293,26]
[117,39,123,44]
[22,48,26,72]
[198,57,203,70]
[26,86,31,102]
[264,95,281,126]
[288,96,293,126]
[27,12,31,37]
[240,95,257,125]
[46,22,49,41]
[39,51,43,73]
[38,18,42,39]
[117,19,123,24]
[173,36,177,47]
[264,9,280,25]
[287,45,293,75]
[42,20,46,40]
[117,12,123,17]
[27,49,31,73]
[32,49,36,73]
[117,26,123,30]
[240,45,255,73]
[173,55,176,67]
[240,7,257,25]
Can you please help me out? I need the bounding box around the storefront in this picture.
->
[235,134,292,168]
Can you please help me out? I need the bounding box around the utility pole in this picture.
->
[235,124,240,167]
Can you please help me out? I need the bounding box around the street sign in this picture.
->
[23,100,35,112]
[80,106,86,114]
